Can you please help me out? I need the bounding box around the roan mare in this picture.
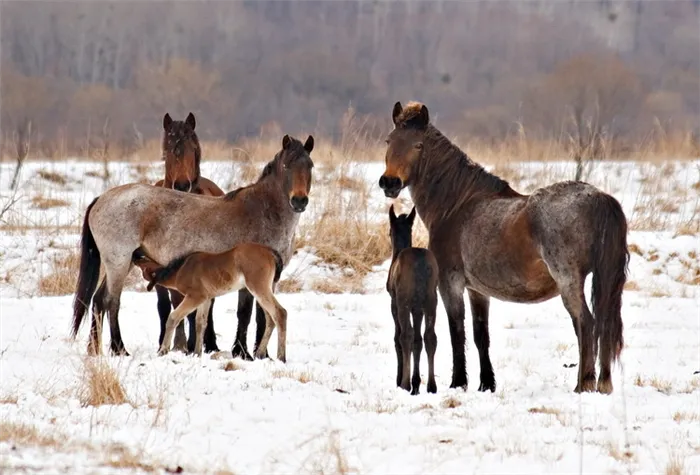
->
[386,205,439,395]
[378,101,629,394]
[154,112,225,354]
[131,242,288,361]
[72,134,314,356]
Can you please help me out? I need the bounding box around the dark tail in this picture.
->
[590,193,629,364]
[71,197,101,339]
[271,249,284,283]
[147,254,189,292]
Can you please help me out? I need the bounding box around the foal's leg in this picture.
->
[424,294,438,394]
[253,303,269,359]
[231,289,254,360]
[159,296,202,356]
[168,290,189,353]
[102,260,131,356]
[559,279,597,393]
[467,290,495,392]
[249,283,285,362]
[437,272,468,389]
[410,307,424,395]
[396,300,413,392]
[390,298,402,387]
[193,300,212,357]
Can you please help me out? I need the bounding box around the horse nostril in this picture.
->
[379,176,387,189]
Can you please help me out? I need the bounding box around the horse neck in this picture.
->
[241,172,299,228]
[409,128,508,231]
[391,231,411,262]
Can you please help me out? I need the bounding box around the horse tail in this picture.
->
[72,196,101,339]
[271,249,284,284]
[590,193,629,364]
[148,255,188,292]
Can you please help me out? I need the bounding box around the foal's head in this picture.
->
[162,112,201,192]
[389,204,417,256]
[273,134,315,213]
[379,101,430,198]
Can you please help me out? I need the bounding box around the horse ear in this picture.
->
[282,134,291,150]
[304,135,314,153]
[407,206,417,225]
[163,113,173,130]
[416,105,429,128]
[392,102,403,125]
[185,112,196,130]
[389,204,397,223]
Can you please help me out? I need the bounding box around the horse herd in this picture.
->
[71,101,630,396]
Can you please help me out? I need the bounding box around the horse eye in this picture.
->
[414,143,424,150]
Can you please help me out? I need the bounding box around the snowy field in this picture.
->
[0,158,698,474]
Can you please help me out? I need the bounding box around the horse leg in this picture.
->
[88,280,107,356]
[202,298,219,353]
[102,260,131,356]
[155,285,171,346]
[438,272,468,389]
[159,295,202,356]
[410,307,424,395]
[467,290,495,392]
[396,301,413,392]
[390,298,402,387]
[559,280,597,393]
[193,300,212,357]
[248,281,285,362]
[231,289,254,361]
[168,290,189,353]
[424,294,438,394]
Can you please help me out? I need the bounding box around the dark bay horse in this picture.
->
[386,205,439,395]
[154,112,225,354]
[72,134,314,356]
[379,101,629,394]
[132,242,287,360]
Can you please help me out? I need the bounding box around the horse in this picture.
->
[386,205,439,395]
[378,101,629,394]
[131,243,288,360]
[154,112,225,355]
[71,134,314,357]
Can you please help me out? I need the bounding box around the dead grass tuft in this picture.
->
[634,375,674,395]
[628,243,643,256]
[37,250,81,296]
[624,281,641,291]
[0,393,18,405]
[441,396,462,409]
[528,406,560,415]
[31,195,70,209]
[102,445,158,473]
[37,170,68,185]
[271,367,318,385]
[310,274,366,294]
[277,277,304,293]
[665,453,685,475]
[673,411,699,423]
[607,441,634,462]
[0,420,60,447]
[346,398,398,414]
[78,357,129,407]
[222,360,243,372]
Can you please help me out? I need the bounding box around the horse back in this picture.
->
[388,248,439,307]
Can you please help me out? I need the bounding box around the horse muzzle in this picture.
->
[378,175,403,198]
[290,195,309,213]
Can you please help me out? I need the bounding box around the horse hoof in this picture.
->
[205,344,221,354]
[597,379,613,395]
[157,348,169,357]
[110,347,130,357]
[231,345,253,361]
[172,342,188,353]
[574,377,597,393]
[478,381,496,393]
[410,387,420,396]
[427,381,437,394]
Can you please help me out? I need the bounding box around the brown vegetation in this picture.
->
[77,357,129,407]
[1,2,697,161]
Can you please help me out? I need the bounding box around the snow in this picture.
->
[0,158,699,474]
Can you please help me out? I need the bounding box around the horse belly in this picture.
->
[466,258,559,304]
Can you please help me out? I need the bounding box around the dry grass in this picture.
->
[673,411,699,423]
[37,250,80,296]
[77,357,129,407]
[634,375,674,395]
[31,195,71,209]
[277,277,304,293]
[0,393,18,405]
[36,169,68,185]
[0,420,60,447]
[623,281,641,291]
[665,453,686,475]
[222,360,243,372]
[270,367,319,385]
[310,274,366,294]
[346,398,398,414]
[606,441,634,462]
[441,396,462,409]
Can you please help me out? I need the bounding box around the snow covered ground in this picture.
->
[0,158,698,474]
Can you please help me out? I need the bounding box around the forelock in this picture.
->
[395,101,427,127]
